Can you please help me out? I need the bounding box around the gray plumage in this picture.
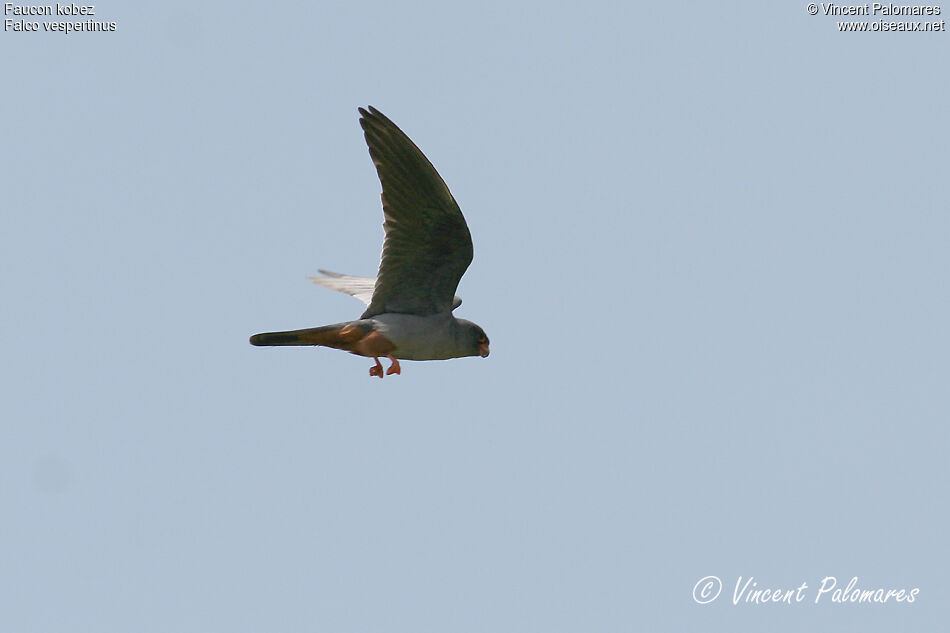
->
[358,106,473,318]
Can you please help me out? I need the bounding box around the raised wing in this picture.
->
[358,106,473,318]
[310,269,462,310]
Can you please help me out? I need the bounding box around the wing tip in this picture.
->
[358,105,393,131]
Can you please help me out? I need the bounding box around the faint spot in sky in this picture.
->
[163,9,205,47]
[31,455,72,495]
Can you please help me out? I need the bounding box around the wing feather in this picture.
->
[308,270,376,306]
[357,106,473,318]
[310,269,463,310]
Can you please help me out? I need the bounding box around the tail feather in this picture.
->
[249,322,368,349]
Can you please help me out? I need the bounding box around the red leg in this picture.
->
[385,355,401,375]
[369,357,384,378]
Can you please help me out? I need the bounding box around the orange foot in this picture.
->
[386,355,401,375]
[369,357,384,378]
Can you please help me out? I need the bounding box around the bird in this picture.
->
[249,106,490,378]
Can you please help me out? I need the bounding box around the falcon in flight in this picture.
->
[250,106,489,378]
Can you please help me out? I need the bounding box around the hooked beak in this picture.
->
[478,342,490,358]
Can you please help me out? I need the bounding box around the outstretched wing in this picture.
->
[310,269,462,310]
[308,270,376,305]
[358,106,473,318]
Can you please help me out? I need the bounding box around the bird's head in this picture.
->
[457,319,490,358]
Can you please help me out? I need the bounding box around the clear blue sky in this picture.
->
[2,2,947,631]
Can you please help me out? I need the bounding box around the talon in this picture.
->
[369,357,384,378]
[385,355,401,375]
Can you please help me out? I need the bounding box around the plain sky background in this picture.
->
[2,2,948,631]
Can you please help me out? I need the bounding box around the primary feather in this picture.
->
[309,269,462,310]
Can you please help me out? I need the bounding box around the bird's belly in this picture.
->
[369,313,458,361]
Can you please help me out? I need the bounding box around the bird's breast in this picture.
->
[369,313,462,360]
